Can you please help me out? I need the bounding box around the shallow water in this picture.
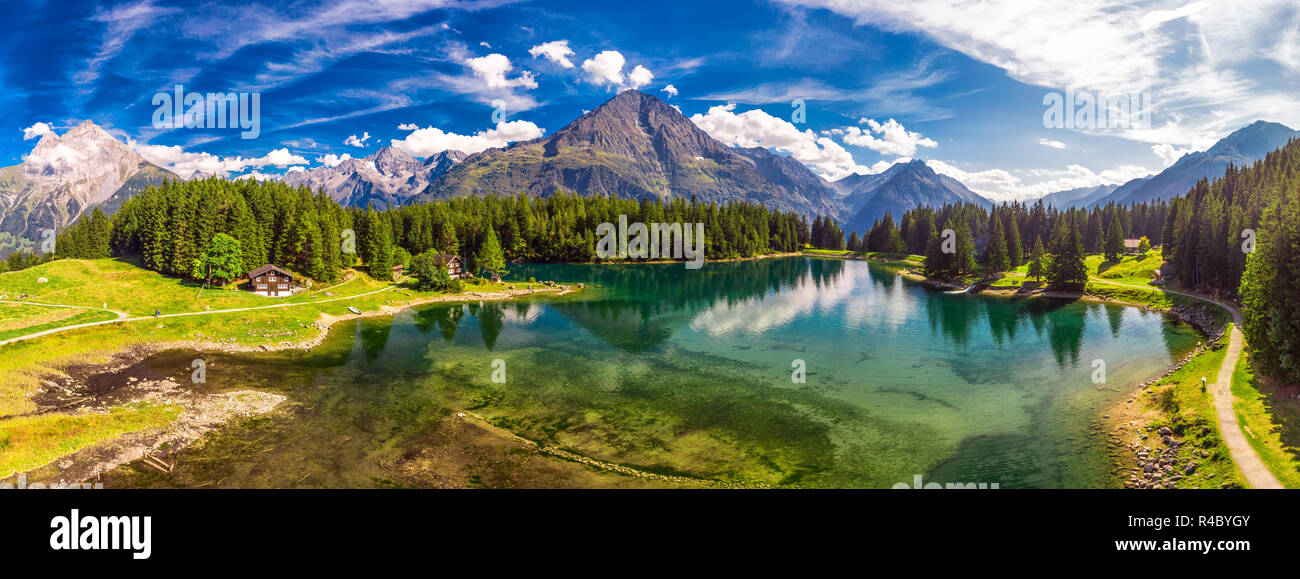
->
[102,257,1199,488]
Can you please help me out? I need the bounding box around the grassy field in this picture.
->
[1231,348,1300,488]
[0,402,181,477]
[1088,250,1164,286]
[0,257,554,479]
[1141,329,1248,488]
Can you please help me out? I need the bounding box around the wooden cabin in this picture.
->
[431,254,466,279]
[247,264,295,296]
[1124,239,1142,253]
[391,264,405,281]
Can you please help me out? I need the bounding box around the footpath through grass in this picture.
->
[1231,349,1300,488]
[1141,329,1247,488]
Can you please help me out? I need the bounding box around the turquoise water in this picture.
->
[105,257,1200,488]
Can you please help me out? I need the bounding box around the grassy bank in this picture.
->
[0,402,181,477]
[0,257,574,479]
[1137,329,1247,488]
[1231,348,1300,488]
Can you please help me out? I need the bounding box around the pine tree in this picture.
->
[1104,214,1125,261]
[1239,196,1300,383]
[1049,217,1088,291]
[1006,214,1022,265]
[985,215,1009,272]
[476,226,507,280]
[1027,236,1046,282]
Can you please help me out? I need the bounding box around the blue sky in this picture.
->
[4,0,1300,200]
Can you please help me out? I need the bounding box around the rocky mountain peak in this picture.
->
[370,146,418,176]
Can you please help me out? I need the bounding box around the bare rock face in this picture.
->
[0,121,178,244]
[281,146,466,210]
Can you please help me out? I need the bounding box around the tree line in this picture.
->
[49,178,835,284]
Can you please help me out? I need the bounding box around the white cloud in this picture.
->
[690,103,870,180]
[1151,143,1197,166]
[344,132,370,147]
[77,0,177,85]
[928,159,1154,201]
[21,122,55,140]
[466,53,538,90]
[127,139,308,179]
[841,118,937,157]
[319,153,353,168]
[23,143,88,173]
[528,40,576,68]
[582,50,626,87]
[1038,138,1067,149]
[260,148,309,167]
[389,120,545,157]
[397,123,419,131]
[628,65,654,89]
[778,0,1300,147]
[662,84,679,98]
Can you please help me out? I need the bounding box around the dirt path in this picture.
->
[0,299,127,318]
[1087,277,1283,489]
[0,286,395,348]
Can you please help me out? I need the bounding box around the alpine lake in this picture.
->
[98,257,1200,489]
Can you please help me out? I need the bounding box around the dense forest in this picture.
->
[849,200,1167,292]
[44,178,829,282]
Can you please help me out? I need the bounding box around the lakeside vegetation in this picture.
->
[1139,328,1247,488]
[1231,349,1300,488]
[0,256,574,480]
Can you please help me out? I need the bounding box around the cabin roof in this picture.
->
[430,254,461,265]
[248,264,294,279]
[1123,238,1142,249]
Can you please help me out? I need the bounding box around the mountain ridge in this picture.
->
[0,121,179,247]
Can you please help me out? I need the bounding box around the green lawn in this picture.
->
[1087,250,1164,287]
[1231,348,1300,488]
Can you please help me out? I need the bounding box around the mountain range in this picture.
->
[832,159,990,233]
[1043,120,1297,209]
[281,146,466,210]
[410,90,990,231]
[5,91,1296,250]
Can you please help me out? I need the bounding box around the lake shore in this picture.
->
[887,264,1236,488]
[2,282,589,483]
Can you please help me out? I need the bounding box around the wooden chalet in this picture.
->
[247,264,295,296]
[431,254,465,279]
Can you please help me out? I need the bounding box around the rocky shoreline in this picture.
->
[1101,326,1226,489]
